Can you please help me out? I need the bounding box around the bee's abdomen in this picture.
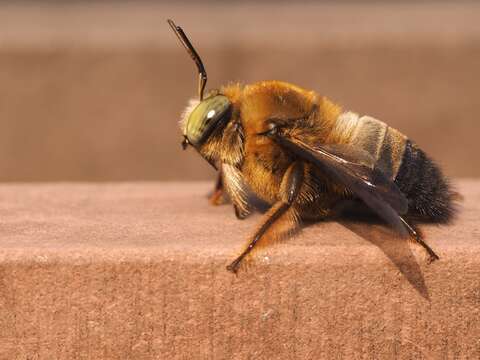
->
[348,114,407,180]
[394,141,456,223]
[334,112,456,223]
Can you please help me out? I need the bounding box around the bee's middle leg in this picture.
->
[226,162,304,273]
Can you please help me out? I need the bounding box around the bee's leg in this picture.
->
[222,164,252,220]
[400,217,439,262]
[208,172,227,206]
[226,162,304,273]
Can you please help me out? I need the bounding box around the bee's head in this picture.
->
[182,94,232,149]
[169,19,230,151]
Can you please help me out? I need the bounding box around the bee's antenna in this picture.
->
[167,19,207,101]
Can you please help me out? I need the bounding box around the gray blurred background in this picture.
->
[0,1,479,182]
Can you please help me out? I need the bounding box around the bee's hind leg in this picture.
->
[226,162,304,273]
[400,217,439,263]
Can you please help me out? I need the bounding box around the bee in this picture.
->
[168,20,458,273]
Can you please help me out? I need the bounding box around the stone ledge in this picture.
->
[0,180,478,358]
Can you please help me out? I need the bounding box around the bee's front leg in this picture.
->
[222,164,252,220]
[208,172,227,206]
[226,162,304,273]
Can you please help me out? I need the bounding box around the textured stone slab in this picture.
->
[0,180,478,359]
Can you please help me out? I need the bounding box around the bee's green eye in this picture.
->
[185,95,231,147]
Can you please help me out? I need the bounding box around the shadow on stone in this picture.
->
[338,218,430,300]
[319,200,431,300]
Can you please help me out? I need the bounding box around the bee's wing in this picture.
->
[272,135,409,237]
[321,143,408,214]
[321,143,376,169]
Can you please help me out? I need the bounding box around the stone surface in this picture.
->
[0,180,478,359]
[0,2,479,181]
